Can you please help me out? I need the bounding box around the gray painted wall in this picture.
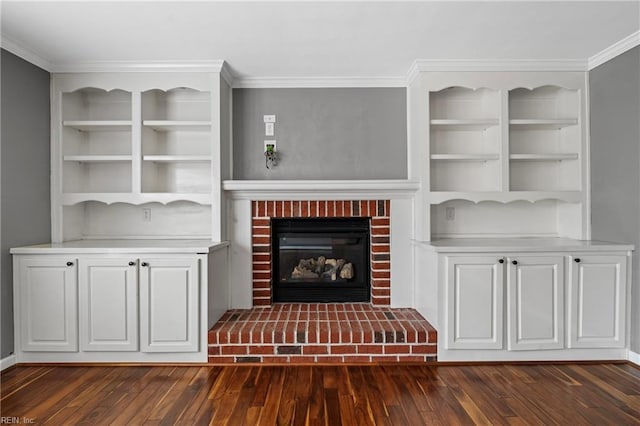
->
[589,46,640,354]
[1,50,51,358]
[232,88,407,180]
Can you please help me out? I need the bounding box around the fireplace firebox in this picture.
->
[272,218,370,302]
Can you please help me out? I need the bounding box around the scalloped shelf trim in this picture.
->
[62,193,212,206]
[427,191,583,204]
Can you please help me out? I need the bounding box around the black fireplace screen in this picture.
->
[272,218,370,302]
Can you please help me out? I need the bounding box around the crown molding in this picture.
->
[407,59,588,78]
[232,76,407,88]
[219,62,235,87]
[588,30,640,70]
[50,60,228,74]
[0,34,52,72]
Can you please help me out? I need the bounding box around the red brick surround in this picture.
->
[252,200,391,307]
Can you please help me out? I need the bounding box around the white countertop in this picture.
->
[10,239,229,254]
[414,238,634,253]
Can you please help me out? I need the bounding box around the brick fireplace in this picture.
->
[251,200,391,306]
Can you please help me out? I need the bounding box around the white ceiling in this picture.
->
[1,1,639,82]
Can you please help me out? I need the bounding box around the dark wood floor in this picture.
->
[1,363,639,425]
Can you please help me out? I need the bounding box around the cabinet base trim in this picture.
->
[629,350,640,366]
[12,352,207,364]
[0,354,17,371]
[437,348,628,362]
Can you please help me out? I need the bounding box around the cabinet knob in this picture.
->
[574,258,581,263]
[141,262,149,267]
[66,261,74,266]
[498,259,504,264]
[512,260,518,265]
[128,261,136,266]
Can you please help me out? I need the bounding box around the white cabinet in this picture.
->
[507,256,564,351]
[423,239,633,361]
[568,254,627,348]
[140,257,200,353]
[11,240,228,363]
[16,257,78,352]
[79,258,138,351]
[445,256,504,349]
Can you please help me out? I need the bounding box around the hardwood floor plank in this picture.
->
[344,366,378,426]
[359,367,394,425]
[255,367,285,425]
[387,366,427,425]
[292,366,313,426]
[250,366,273,407]
[2,363,639,425]
[178,367,223,423]
[307,364,325,423]
[226,367,260,425]
[324,387,343,425]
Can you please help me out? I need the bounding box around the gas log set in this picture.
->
[289,256,354,281]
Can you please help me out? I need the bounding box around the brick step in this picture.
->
[208,303,438,364]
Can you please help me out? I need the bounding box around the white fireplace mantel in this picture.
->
[222,180,420,200]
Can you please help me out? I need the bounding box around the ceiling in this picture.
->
[1,1,639,83]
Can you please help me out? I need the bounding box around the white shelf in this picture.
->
[510,154,579,161]
[430,119,499,130]
[223,179,420,200]
[143,120,211,131]
[63,155,132,163]
[143,155,211,163]
[428,191,583,204]
[63,120,132,131]
[509,119,578,129]
[431,154,499,161]
[62,193,212,206]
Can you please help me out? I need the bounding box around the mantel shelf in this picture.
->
[223,180,421,200]
[63,120,133,131]
[428,191,583,204]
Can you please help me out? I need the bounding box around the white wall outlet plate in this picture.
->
[264,140,277,152]
[265,122,275,136]
[263,115,276,123]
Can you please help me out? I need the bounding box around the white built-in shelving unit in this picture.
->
[408,71,588,241]
[51,72,232,242]
[408,69,632,363]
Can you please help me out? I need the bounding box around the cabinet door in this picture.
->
[568,255,627,348]
[18,257,78,352]
[445,256,504,349]
[139,257,200,352]
[507,256,564,350]
[79,258,138,351]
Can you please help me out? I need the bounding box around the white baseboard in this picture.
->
[629,350,640,366]
[0,354,17,371]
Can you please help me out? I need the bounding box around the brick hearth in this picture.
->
[252,200,391,306]
[208,303,437,364]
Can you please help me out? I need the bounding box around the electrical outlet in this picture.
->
[263,115,276,123]
[143,208,151,222]
[265,122,275,136]
[445,207,455,221]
